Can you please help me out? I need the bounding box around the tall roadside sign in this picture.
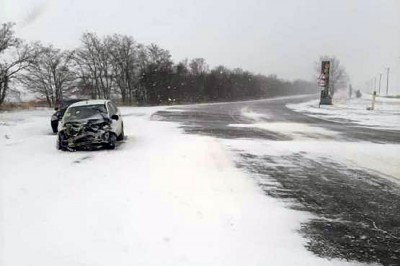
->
[319,61,332,105]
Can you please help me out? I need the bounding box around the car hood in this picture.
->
[63,114,110,126]
[61,116,112,138]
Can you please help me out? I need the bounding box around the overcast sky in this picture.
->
[1,0,400,93]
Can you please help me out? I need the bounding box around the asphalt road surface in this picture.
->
[154,95,400,266]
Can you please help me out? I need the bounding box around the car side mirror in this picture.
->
[111,114,119,121]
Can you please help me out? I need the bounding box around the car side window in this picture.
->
[108,102,118,115]
[111,102,118,114]
[107,102,115,116]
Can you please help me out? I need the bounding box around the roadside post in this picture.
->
[372,91,376,110]
[319,61,332,106]
[367,91,377,111]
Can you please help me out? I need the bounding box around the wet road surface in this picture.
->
[154,95,400,265]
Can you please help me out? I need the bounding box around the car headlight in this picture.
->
[101,124,111,130]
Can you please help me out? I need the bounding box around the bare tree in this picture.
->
[0,23,38,105]
[74,33,114,99]
[315,56,349,96]
[139,44,173,104]
[106,34,140,104]
[0,23,19,53]
[19,44,76,107]
[189,58,208,76]
[146,43,172,69]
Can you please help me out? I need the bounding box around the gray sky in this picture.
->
[1,0,400,93]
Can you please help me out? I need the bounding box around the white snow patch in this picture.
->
[229,122,339,140]
[240,107,271,121]
[287,96,400,130]
[0,107,358,265]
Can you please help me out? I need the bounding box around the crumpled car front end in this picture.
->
[57,119,115,151]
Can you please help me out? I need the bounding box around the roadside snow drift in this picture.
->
[286,95,400,131]
[0,107,357,266]
[234,104,400,179]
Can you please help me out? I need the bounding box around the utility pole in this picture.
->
[378,73,382,94]
[385,67,390,95]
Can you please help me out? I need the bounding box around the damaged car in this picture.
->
[56,100,124,151]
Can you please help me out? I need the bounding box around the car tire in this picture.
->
[117,123,124,141]
[106,133,117,150]
[51,121,59,133]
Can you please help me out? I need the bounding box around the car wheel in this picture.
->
[106,133,117,150]
[117,123,124,141]
[51,121,59,133]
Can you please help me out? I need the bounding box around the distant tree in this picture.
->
[139,44,173,104]
[0,23,19,53]
[0,23,38,105]
[230,68,258,100]
[206,66,232,101]
[189,58,208,76]
[188,58,209,101]
[74,33,114,99]
[315,56,349,96]
[106,34,140,104]
[170,59,189,103]
[19,44,76,107]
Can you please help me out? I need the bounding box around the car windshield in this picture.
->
[60,100,83,110]
[63,104,107,122]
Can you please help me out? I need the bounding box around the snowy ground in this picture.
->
[231,109,400,179]
[0,107,361,266]
[152,96,400,264]
[286,95,400,131]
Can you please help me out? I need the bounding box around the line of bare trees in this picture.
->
[1,22,320,107]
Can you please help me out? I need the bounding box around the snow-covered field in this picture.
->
[0,107,359,266]
[287,95,400,130]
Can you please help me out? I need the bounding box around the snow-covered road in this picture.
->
[154,95,400,265]
[0,106,358,266]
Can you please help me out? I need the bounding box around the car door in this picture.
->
[107,101,122,136]
[112,102,123,133]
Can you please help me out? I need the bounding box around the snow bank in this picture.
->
[0,107,357,265]
[287,95,400,130]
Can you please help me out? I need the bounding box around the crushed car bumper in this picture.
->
[58,121,115,150]
[66,131,112,148]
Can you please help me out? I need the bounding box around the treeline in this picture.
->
[1,23,318,107]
